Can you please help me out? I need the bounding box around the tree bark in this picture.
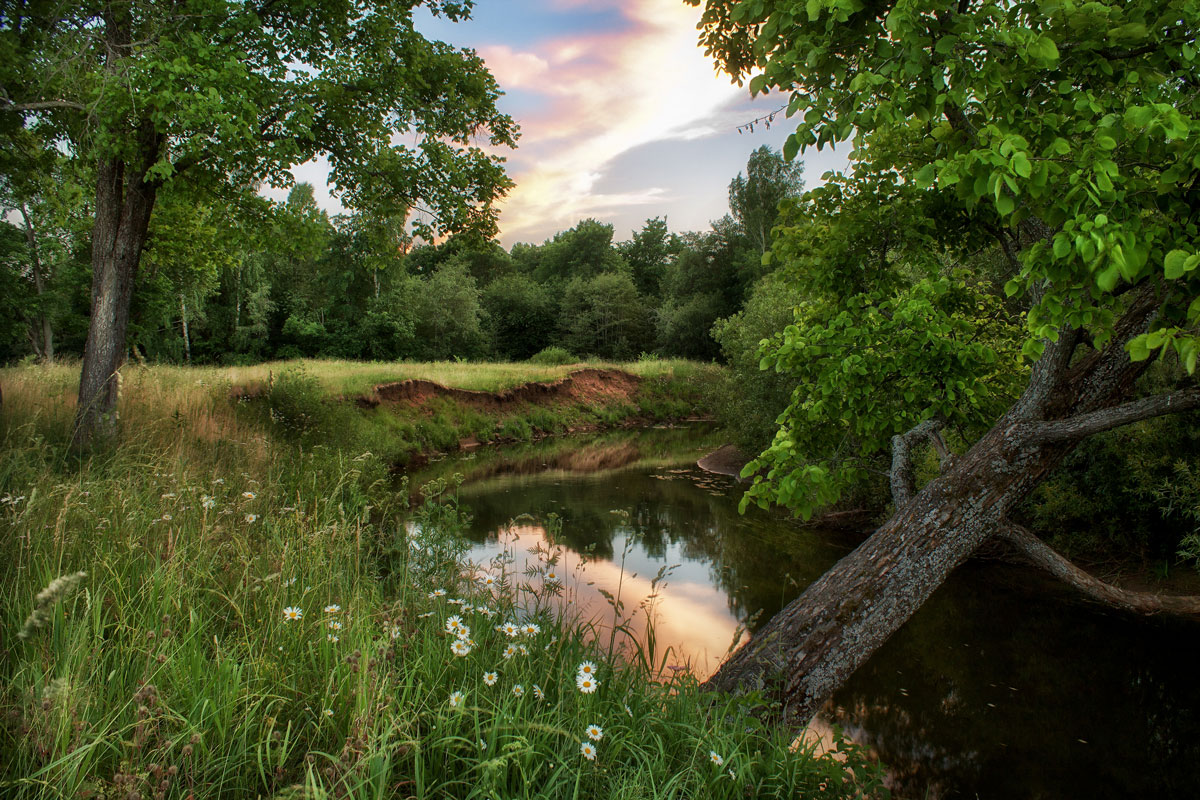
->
[706,286,1167,726]
[997,522,1200,617]
[180,292,191,364]
[72,131,162,447]
[71,3,165,448]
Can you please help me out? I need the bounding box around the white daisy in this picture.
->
[451,639,471,657]
[449,691,464,709]
[533,684,544,701]
[483,671,498,686]
[283,606,303,621]
[512,684,524,697]
[324,604,341,614]
[577,661,597,678]
[580,741,597,761]
[522,622,541,636]
[586,724,603,741]
[576,674,599,694]
[709,751,724,767]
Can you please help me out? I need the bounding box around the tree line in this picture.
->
[1,146,803,368]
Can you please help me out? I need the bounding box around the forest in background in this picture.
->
[0,145,800,368]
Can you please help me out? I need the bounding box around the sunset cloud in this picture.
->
[477,0,801,244]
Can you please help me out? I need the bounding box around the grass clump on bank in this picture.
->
[0,362,883,798]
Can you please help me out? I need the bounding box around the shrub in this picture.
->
[529,346,576,365]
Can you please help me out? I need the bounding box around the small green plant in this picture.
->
[528,346,576,366]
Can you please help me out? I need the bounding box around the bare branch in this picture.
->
[998,523,1200,617]
[890,418,942,508]
[1020,389,1200,443]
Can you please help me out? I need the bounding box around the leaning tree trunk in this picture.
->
[72,131,162,448]
[707,286,1174,725]
[18,202,54,362]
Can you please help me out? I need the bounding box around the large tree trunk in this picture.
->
[72,132,162,448]
[707,287,1178,725]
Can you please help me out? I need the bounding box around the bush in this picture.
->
[529,346,576,365]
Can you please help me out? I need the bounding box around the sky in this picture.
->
[273,0,850,248]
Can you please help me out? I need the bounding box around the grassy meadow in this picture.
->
[0,360,882,799]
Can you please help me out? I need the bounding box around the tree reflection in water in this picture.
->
[407,427,1200,799]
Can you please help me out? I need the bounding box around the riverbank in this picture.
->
[0,361,884,799]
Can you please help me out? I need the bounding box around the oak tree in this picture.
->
[1,0,517,444]
[689,0,1200,724]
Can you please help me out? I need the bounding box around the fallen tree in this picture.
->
[689,0,1200,724]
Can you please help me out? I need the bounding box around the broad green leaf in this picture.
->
[1164,249,1193,279]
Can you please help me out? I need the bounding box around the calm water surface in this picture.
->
[409,427,1200,799]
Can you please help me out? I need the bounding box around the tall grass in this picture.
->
[0,363,882,799]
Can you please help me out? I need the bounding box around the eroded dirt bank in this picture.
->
[358,368,641,410]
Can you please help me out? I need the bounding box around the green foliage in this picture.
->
[413,259,486,361]
[560,273,654,361]
[535,219,628,286]
[528,346,577,366]
[689,0,1200,517]
[482,274,558,361]
[727,146,805,256]
[711,272,809,454]
[619,217,680,298]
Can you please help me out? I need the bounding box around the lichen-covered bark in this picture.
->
[706,285,1173,725]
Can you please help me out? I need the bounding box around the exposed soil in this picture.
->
[359,368,642,410]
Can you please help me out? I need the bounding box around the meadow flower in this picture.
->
[483,671,498,686]
[285,577,297,586]
[517,644,529,656]
[577,661,597,678]
[327,634,339,642]
[417,611,435,619]
[328,620,342,631]
[451,639,471,657]
[324,604,341,614]
[283,606,303,621]
[428,589,447,598]
[455,625,471,640]
[161,513,172,521]
[448,598,464,606]
[461,604,474,614]
[522,622,541,636]
[502,644,517,660]
[586,724,603,741]
[580,741,597,761]
[533,685,544,701]
[214,478,225,485]
[245,514,259,523]
[479,606,496,618]
[709,751,724,767]
[323,709,334,717]
[499,621,519,637]
[576,675,599,694]
[446,615,464,633]
[512,684,525,697]
[545,568,560,582]
[242,491,256,500]
[479,574,497,588]
[201,495,216,509]
[479,739,488,751]
[449,691,464,709]
[624,704,633,718]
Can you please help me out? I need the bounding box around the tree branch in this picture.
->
[890,418,943,508]
[0,98,87,113]
[997,522,1200,617]
[1020,389,1200,443]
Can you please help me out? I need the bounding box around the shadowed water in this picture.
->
[408,426,1200,799]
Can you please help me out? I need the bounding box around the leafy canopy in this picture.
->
[1,0,518,238]
[687,0,1200,516]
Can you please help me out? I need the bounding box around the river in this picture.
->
[408,425,1200,799]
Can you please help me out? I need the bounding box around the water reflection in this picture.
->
[408,427,1200,799]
